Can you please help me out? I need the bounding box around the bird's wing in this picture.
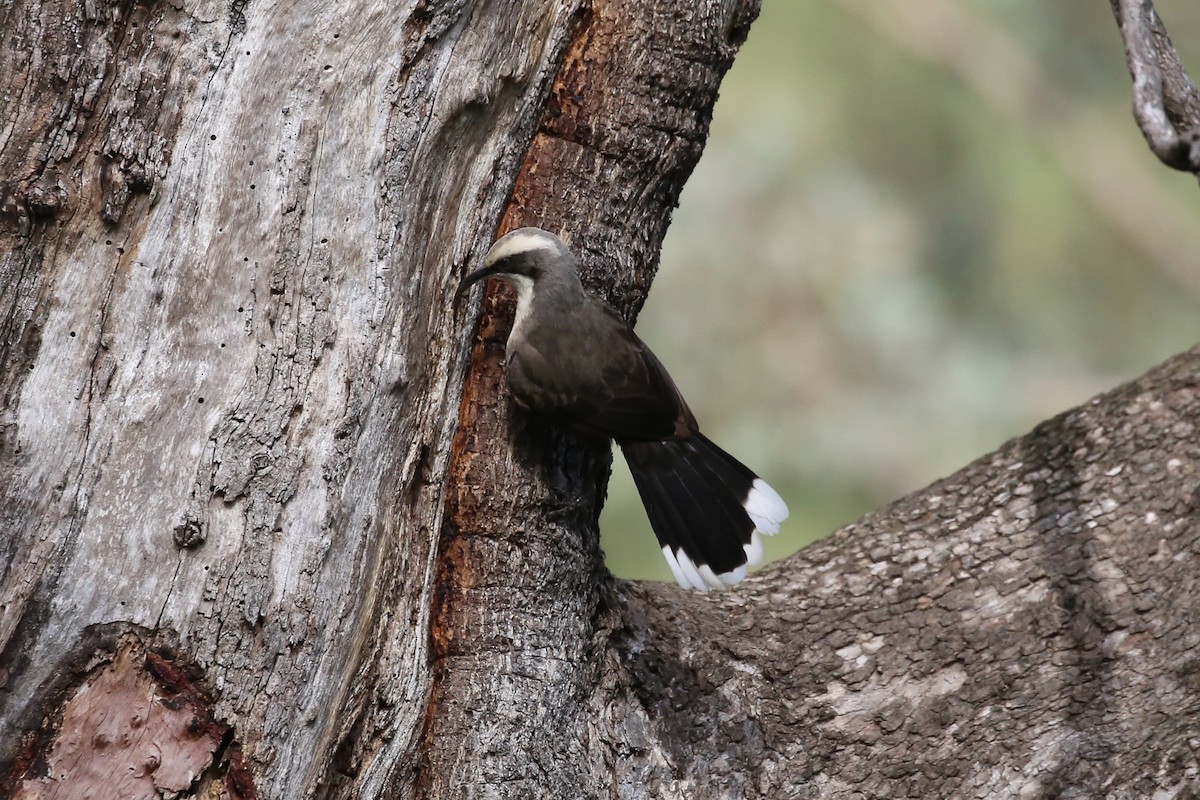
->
[507,302,697,442]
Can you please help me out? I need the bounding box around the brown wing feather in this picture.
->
[506,299,696,443]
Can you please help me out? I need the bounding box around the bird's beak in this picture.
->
[454,265,500,305]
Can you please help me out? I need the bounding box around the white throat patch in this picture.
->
[504,273,536,344]
[485,230,559,267]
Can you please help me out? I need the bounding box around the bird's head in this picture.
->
[455,227,576,304]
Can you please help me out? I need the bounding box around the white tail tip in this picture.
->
[745,478,788,536]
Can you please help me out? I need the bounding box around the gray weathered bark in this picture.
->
[0,0,588,795]
[1111,0,1200,173]
[3,0,1200,798]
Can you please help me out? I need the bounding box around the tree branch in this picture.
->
[1111,0,1200,173]
[597,345,1200,795]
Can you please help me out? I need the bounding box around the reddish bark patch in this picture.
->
[224,745,259,800]
[541,5,600,144]
[8,635,257,800]
[421,2,603,792]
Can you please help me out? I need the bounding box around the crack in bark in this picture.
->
[1024,411,1119,786]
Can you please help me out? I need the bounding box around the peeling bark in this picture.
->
[10,634,253,799]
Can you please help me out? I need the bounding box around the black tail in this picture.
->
[621,433,788,591]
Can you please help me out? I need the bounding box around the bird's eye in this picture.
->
[508,260,535,278]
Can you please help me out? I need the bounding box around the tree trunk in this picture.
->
[3,0,1200,798]
[0,0,591,795]
[0,0,755,796]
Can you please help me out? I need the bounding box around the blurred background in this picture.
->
[600,0,1200,582]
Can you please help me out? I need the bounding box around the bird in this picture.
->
[456,227,789,591]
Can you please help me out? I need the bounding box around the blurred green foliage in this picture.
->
[601,0,1200,583]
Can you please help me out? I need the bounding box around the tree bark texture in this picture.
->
[0,0,758,796]
[602,347,1200,797]
[1111,0,1200,173]
[425,1,760,795]
[4,0,1200,798]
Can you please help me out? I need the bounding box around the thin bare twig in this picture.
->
[1111,0,1200,173]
